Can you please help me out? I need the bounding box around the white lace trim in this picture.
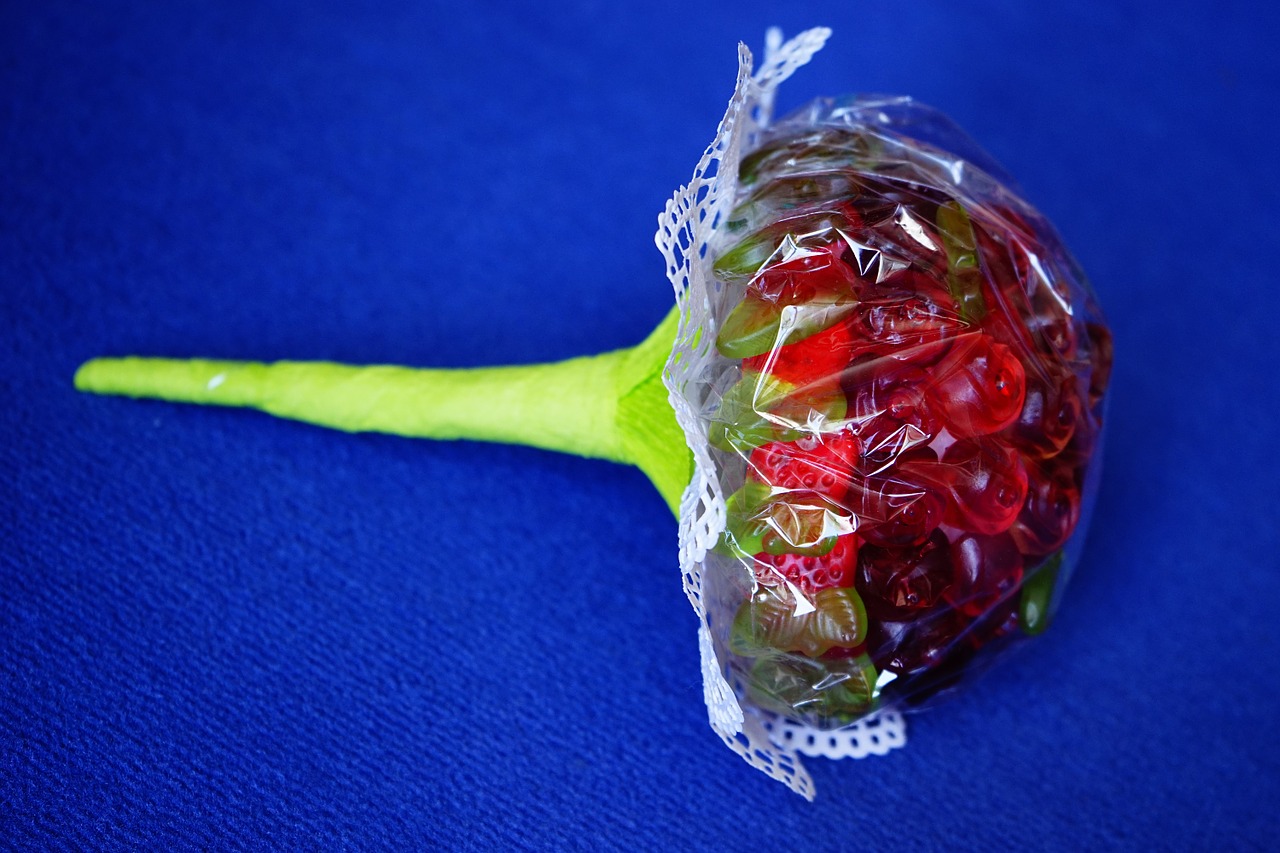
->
[656,27,906,799]
[762,709,907,759]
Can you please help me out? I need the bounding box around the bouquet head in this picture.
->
[682,95,1111,729]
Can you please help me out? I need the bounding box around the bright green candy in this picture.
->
[937,200,987,325]
[730,585,868,658]
[712,231,780,282]
[746,652,878,722]
[715,294,858,360]
[708,369,847,453]
[1019,551,1063,636]
[717,481,841,558]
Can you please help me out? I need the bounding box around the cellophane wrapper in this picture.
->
[686,96,1112,746]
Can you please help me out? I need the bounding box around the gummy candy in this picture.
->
[707,96,1109,728]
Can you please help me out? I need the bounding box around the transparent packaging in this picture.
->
[691,95,1112,731]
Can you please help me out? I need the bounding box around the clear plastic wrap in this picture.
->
[661,31,1110,793]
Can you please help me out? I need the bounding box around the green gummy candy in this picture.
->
[1019,551,1063,636]
[716,482,840,558]
[708,370,848,453]
[715,295,858,360]
[712,232,778,282]
[937,200,987,325]
[747,652,878,722]
[730,585,868,659]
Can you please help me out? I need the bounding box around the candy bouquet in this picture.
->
[76,29,1110,797]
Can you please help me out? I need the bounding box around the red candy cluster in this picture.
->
[714,120,1110,724]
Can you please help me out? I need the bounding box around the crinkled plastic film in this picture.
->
[662,30,1110,796]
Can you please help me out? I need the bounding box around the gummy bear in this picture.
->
[921,436,1029,535]
[856,529,954,621]
[926,333,1026,438]
[948,531,1024,618]
[1007,366,1084,460]
[847,447,947,547]
[1010,458,1082,556]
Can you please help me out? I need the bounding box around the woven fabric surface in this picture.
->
[3,1,1278,849]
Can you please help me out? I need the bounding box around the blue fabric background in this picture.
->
[3,1,1278,849]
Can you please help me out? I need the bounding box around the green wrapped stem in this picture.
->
[75,309,694,515]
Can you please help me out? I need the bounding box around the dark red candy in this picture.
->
[948,531,1024,617]
[844,359,943,465]
[848,448,946,547]
[1085,321,1114,409]
[1008,367,1083,459]
[968,595,1020,648]
[927,333,1026,438]
[1025,276,1080,360]
[926,437,1029,535]
[850,268,964,366]
[1010,459,1081,555]
[747,428,861,500]
[755,533,859,595]
[856,530,953,620]
[868,606,969,676]
[820,643,869,661]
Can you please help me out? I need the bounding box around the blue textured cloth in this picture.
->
[3,1,1278,849]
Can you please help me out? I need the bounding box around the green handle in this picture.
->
[75,309,694,515]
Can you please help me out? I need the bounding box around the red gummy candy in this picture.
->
[924,437,1029,535]
[868,606,969,676]
[844,359,943,466]
[848,447,946,547]
[856,529,954,621]
[748,428,861,500]
[1054,402,1100,479]
[1008,367,1083,460]
[743,319,856,390]
[1026,278,1080,361]
[969,594,1020,646]
[1010,459,1082,556]
[927,333,1026,438]
[750,241,860,305]
[948,531,1024,618]
[849,268,964,366]
[756,533,859,595]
